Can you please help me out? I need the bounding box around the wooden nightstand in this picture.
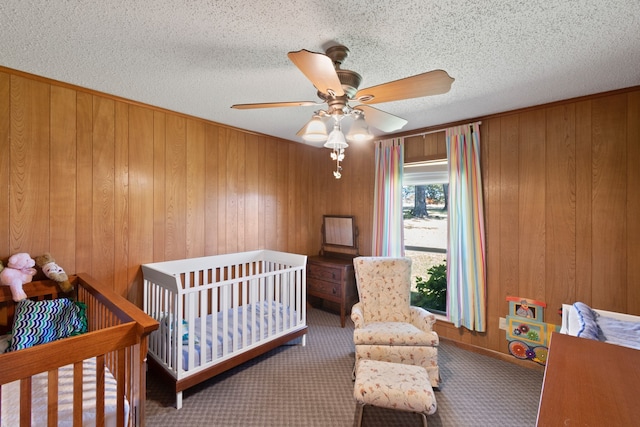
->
[307,255,357,327]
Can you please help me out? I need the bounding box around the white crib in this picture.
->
[142,250,307,409]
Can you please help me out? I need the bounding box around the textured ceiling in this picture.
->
[1,1,639,144]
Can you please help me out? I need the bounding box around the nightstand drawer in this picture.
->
[308,278,342,298]
[307,263,342,282]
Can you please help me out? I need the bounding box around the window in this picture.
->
[403,160,448,314]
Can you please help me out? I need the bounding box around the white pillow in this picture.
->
[567,305,581,336]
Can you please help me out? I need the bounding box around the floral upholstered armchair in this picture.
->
[351,257,440,387]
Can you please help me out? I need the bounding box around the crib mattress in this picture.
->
[1,357,129,427]
[181,300,298,371]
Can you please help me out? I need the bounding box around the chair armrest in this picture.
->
[351,302,365,329]
[410,306,440,345]
[410,305,437,331]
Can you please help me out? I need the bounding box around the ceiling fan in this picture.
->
[231,45,454,178]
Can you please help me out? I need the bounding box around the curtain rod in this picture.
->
[400,120,482,139]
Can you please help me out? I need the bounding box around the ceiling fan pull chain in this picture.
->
[331,148,344,179]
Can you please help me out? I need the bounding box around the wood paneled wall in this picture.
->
[2,66,638,358]
[0,68,376,306]
[404,131,447,163]
[429,88,640,355]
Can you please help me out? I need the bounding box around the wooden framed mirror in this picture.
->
[321,215,359,256]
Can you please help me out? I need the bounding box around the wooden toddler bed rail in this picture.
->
[0,274,159,427]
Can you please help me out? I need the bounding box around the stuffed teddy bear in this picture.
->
[35,252,73,293]
[0,253,37,301]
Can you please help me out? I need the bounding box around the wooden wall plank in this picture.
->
[10,75,50,255]
[263,138,277,249]
[235,131,246,252]
[287,143,298,253]
[92,96,115,287]
[574,100,592,306]
[76,92,93,274]
[356,142,375,254]
[152,111,166,262]
[0,72,9,256]
[545,104,576,320]
[362,144,376,255]
[113,101,129,296]
[298,146,312,254]
[499,115,520,301]
[482,118,502,351]
[518,109,546,301]
[276,142,288,251]
[216,127,228,253]
[127,105,154,304]
[186,119,206,258]
[310,156,327,251]
[436,132,447,156]
[49,85,77,273]
[224,129,239,253]
[403,135,423,162]
[204,124,219,254]
[425,133,439,158]
[165,115,187,261]
[257,136,267,250]
[350,142,367,255]
[627,91,640,315]
[591,94,627,312]
[244,134,260,250]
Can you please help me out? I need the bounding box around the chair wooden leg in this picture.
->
[353,402,365,427]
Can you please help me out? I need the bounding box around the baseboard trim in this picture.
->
[440,337,546,372]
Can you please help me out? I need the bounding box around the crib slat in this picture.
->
[117,348,126,427]
[47,369,58,427]
[199,285,208,363]
[20,377,31,427]
[96,355,106,427]
[73,362,83,426]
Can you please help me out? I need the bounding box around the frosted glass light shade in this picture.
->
[346,115,374,142]
[301,116,328,142]
[324,128,348,150]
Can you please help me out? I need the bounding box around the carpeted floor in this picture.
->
[146,307,544,426]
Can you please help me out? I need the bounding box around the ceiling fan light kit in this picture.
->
[346,114,374,143]
[232,44,454,178]
[325,122,347,179]
[301,115,329,142]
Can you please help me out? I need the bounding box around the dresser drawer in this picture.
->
[306,255,357,327]
[307,278,342,298]
[307,263,343,282]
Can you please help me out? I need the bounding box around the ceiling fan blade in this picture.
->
[287,49,345,97]
[355,69,454,105]
[231,101,320,109]
[355,105,408,132]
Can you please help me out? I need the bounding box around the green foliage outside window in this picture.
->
[411,262,447,312]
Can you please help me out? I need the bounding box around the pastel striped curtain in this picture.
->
[446,123,487,331]
[372,138,405,257]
